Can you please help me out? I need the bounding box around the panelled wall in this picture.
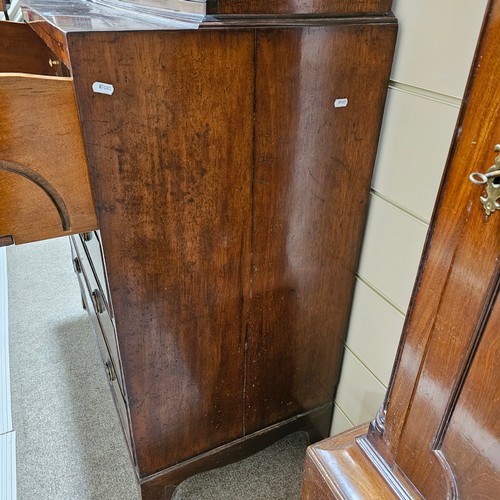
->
[331,0,489,434]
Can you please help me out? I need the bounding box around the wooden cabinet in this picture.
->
[302,1,499,498]
[1,1,397,498]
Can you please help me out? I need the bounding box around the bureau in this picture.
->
[0,1,397,497]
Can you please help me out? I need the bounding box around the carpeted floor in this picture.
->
[7,237,308,500]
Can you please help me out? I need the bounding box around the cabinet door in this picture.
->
[67,29,255,477]
[246,23,397,433]
[380,2,500,496]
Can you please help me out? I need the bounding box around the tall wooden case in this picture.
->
[3,1,397,497]
[302,1,499,498]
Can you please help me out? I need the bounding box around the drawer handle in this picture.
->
[91,289,105,314]
[81,232,93,241]
[104,361,116,382]
[0,159,71,230]
[72,257,82,274]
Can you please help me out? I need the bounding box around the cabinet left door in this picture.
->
[0,21,97,246]
[67,28,255,477]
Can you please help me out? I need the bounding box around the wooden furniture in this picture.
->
[302,1,499,498]
[1,1,397,497]
[0,21,97,246]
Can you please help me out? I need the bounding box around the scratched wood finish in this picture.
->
[67,29,255,477]
[206,0,393,15]
[377,2,500,496]
[0,20,62,75]
[246,24,397,433]
[65,20,396,492]
[0,74,97,244]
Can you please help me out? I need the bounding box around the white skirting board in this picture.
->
[0,247,12,435]
[0,247,16,500]
[0,432,16,500]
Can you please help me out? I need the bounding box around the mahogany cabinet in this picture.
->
[302,1,499,498]
[1,1,397,497]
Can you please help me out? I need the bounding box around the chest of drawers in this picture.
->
[0,2,397,497]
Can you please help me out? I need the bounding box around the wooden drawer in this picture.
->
[70,235,124,392]
[74,244,134,462]
[78,231,114,319]
[0,21,97,247]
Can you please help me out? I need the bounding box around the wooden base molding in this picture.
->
[140,404,332,500]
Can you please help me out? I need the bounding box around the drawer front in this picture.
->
[74,249,134,460]
[78,231,114,318]
[70,236,124,391]
[0,39,97,246]
[0,20,64,75]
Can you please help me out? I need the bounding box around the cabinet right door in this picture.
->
[246,22,397,434]
[381,2,500,496]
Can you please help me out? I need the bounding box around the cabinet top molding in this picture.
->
[21,0,394,34]
[206,0,393,16]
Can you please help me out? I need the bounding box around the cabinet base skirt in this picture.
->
[139,403,333,500]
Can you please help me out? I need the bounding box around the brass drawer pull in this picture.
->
[72,257,82,274]
[104,361,116,382]
[91,289,105,314]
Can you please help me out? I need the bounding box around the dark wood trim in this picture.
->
[140,403,332,500]
[0,236,14,247]
[206,0,393,16]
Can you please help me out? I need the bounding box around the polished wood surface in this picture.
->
[302,2,499,498]
[302,425,404,499]
[206,0,393,15]
[379,1,500,496]
[140,404,332,499]
[65,19,396,485]
[13,2,397,496]
[0,20,62,75]
[441,291,499,497]
[247,23,396,433]
[68,29,255,477]
[0,73,97,244]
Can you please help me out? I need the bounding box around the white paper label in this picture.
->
[334,98,348,108]
[92,82,114,95]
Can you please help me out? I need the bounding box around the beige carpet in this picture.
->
[7,237,307,499]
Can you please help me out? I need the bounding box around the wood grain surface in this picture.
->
[64,14,397,485]
[301,4,498,499]
[361,2,500,497]
[68,29,255,477]
[302,424,403,499]
[141,404,332,499]
[0,73,97,244]
[0,20,63,75]
[207,0,393,15]
[246,23,397,433]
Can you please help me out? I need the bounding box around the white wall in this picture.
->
[331,0,488,435]
[0,0,22,21]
